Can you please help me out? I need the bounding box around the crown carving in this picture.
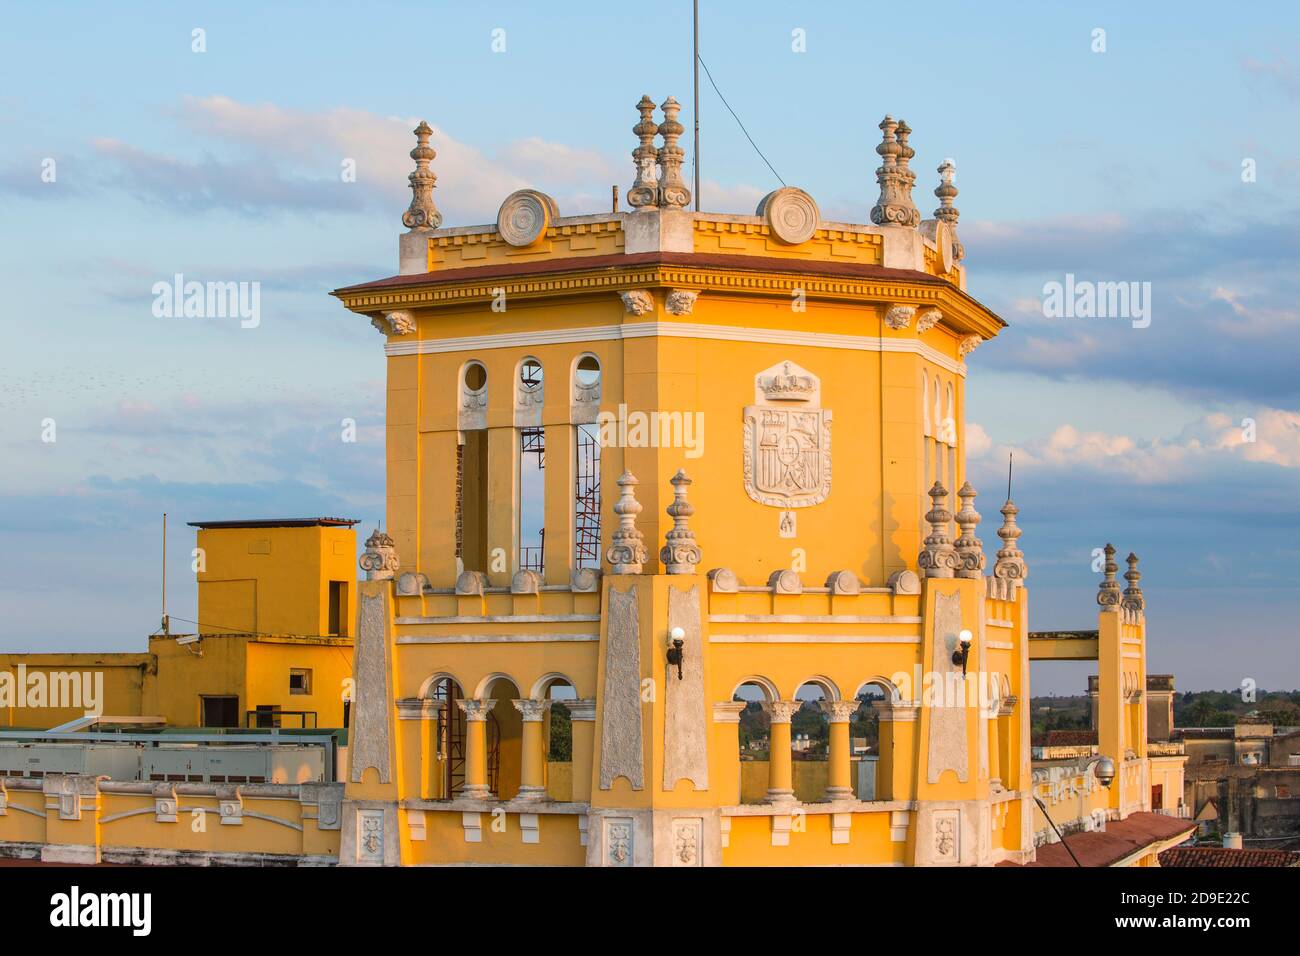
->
[760,362,817,402]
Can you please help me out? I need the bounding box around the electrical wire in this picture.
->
[697,54,786,188]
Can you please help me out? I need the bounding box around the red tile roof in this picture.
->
[1002,812,1195,867]
[1159,847,1300,868]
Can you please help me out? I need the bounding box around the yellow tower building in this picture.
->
[324,99,1177,867]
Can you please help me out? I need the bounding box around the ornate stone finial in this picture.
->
[933,159,964,262]
[1097,543,1122,611]
[918,481,958,578]
[660,469,701,573]
[870,115,920,228]
[993,499,1028,583]
[606,471,648,573]
[896,119,918,194]
[656,97,691,209]
[359,528,399,581]
[954,482,986,579]
[1122,552,1145,611]
[628,96,660,209]
[401,121,443,230]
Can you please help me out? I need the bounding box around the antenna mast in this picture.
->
[1007,452,1014,500]
[161,512,169,637]
[693,0,700,211]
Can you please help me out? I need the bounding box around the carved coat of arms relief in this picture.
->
[742,361,832,508]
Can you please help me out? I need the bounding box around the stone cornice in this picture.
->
[332,254,1003,341]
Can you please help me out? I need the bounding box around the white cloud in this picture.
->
[967,407,1300,482]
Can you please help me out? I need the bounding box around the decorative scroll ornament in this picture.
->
[743,361,832,508]
[916,308,942,333]
[660,469,702,573]
[359,528,399,581]
[619,289,655,316]
[918,482,959,578]
[496,189,557,247]
[885,305,915,330]
[992,499,1028,582]
[628,95,660,209]
[757,186,820,244]
[1122,552,1145,611]
[870,115,921,227]
[953,482,986,579]
[402,121,443,230]
[959,335,982,358]
[606,471,648,573]
[656,97,691,209]
[1097,543,1122,611]
[934,159,965,262]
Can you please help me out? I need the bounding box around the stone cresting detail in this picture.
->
[707,567,739,593]
[606,472,648,574]
[628,95,660,209]
[888,569,922,595]
[663,585,708,791]
[918,482,959,578]
[993,499,1028,584]
[571,567,601,593]
[825,569,860,595]
[934,159,965,262]
[619,289,655,316]
[758,186,821,244]
[660,469,702,573]
[916,308,942,333]
[743,361,832,508]
[350,592,393,784]
[496,189,556,247]
[768,569,803,594]
[953,482,986,579]
[870,115,921,228]
[511,569,542,595]
[656,97,691,209]
[1122,552,1145,612]
[885,305,916,330]
[359,528,399,581]
[402,121,443,230]
[927,591,970,784]
[1097,543,1123,611]
[600,587,645,790]
[455,570,488,596]
[665,289,699,315]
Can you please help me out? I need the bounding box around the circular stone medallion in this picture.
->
[757,187,820,245]
[496,189,557,247]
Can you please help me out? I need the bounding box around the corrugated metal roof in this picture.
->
[186,518,360,529]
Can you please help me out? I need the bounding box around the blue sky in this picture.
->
[1,1,1297,694]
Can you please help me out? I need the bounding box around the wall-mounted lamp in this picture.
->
[951,629,973,676]
[666,626,686,680]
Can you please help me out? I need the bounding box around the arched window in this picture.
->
[517,358,546,573]
[457,362,489,573]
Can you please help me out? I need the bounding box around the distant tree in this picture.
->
[547,702,572,761]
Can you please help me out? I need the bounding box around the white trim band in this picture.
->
[385,321,967,377]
